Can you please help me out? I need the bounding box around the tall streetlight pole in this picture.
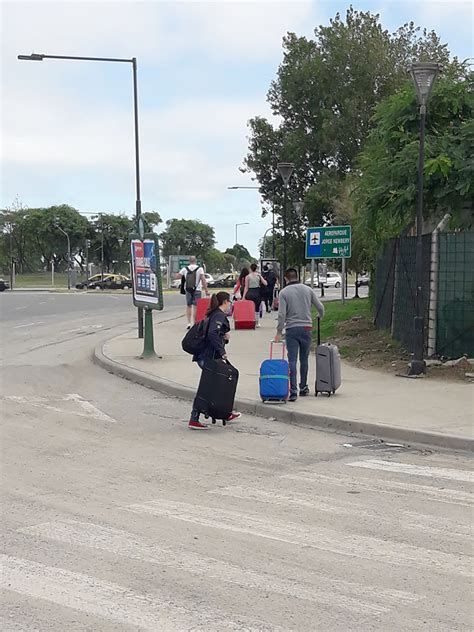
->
[235,222,249,246]
[18,52,145,337]
[277,162,295,280]
[409,62,440,376]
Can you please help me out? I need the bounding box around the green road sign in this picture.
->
[306,225,351,259]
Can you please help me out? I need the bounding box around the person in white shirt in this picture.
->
[177,256,209,329]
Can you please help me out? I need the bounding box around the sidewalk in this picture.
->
[95,313,473,451]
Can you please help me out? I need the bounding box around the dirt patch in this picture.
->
[332,315,471,382]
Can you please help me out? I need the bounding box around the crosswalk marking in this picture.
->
[1,554,272,632]
[21,519,419,614]
[283,472,473,506]
[346,459,474,483]
[125,499,471,577]
[209,485,471,538]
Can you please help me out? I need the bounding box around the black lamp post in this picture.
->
[18,52,145,337]
[277,162,294,279]
[409,61,441,376]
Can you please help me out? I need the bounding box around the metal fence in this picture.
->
[436,232,474,358]
[374,232,474,359]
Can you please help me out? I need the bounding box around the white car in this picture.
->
[305,271,342,288]
[171,272,214,289]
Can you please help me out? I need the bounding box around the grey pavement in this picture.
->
[99,307,473,452]
[1,292,473,631]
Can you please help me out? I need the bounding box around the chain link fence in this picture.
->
[374,232,474,359]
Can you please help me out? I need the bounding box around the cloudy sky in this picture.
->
[1,0,473,254]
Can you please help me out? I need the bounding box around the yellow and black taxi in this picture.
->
[76,274,133,290]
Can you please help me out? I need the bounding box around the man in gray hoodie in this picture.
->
[275,268,325,401]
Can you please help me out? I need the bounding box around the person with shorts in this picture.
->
[177,256,209,329]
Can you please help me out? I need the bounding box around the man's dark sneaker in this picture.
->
[299,386,310,397]
[188,419,209,430]
[226,411,242,421]
[186,324,191,330]
[288,393,298,402]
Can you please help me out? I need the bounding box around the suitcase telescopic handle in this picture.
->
[270,340,286,359]
[317,317,321,346]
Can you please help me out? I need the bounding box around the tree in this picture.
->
[243,8,458,266]
[225,244,252,270]
[90,213,134,273]
[22,205,89,271]
[0,197,40,273]
[352,65,473,264]
[160,219,216,259]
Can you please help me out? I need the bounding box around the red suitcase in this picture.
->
[195,297,211,323]
[233,299,256,330]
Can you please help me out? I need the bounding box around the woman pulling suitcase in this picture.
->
[243,263,267,328]
[189,291,241,430]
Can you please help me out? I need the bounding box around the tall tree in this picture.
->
[160,219,216,259]
[225,244,253,270]
[243,8,457,265]
[353,65,473,264]
[90,213,134,273]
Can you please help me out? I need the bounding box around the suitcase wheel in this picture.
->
[315,390,318,397]
[211,418,216,424]
[222,420,227,427]
[332,389,336,395]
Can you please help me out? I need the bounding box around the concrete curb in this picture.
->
[94,342,473,452]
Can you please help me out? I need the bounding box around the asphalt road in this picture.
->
[1,292,472,631]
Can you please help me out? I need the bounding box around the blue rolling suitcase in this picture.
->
[259,342,289,403]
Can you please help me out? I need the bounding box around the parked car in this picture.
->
[356,273,370,287]
[76,274,132,290]
[304,271,342,288]
[0,278,10,291]
[171,272,214,289]
[209,273,238,288]
[321,272,342,288]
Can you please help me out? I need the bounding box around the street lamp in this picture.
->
[235,222,250,246]
[409,61,441,376]
[277,162,294,278]
[18,52,145,338]
[54,223,71,290]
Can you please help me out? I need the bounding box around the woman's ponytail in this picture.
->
[206,291,230,316]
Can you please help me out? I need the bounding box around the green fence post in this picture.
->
[141,307,155,358]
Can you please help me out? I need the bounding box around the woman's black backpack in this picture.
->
[181,318,210,356]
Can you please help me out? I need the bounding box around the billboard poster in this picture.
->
[130,235,163,309]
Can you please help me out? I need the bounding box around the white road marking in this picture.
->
[126,499,471,577]
[283,472,473,506]
[13,321,45,329]
[14,306,27,310]
[67,324,104,334]
[64,393,116,423]
[208,485,471,538]
[20,519,419,614]
[1,394,116,423]
[347,459,474,483]
[0,554,270,632]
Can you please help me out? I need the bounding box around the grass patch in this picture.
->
[313,297,410,372]
[314,298,371,341]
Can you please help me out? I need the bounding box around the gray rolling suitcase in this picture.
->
[315,318,341,396]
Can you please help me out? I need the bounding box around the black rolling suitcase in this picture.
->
[194,358,239,426]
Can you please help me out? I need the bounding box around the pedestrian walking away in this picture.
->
[188,291,241,429]
[262,264,279,313]
[177,256,209,329]
[243,263,267,328]
[274,268,324,402]
[232,267,250,301]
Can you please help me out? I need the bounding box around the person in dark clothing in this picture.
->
[262,264,278,313]
[189,291,241,430]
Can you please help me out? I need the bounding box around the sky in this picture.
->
[1,0,473,256]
